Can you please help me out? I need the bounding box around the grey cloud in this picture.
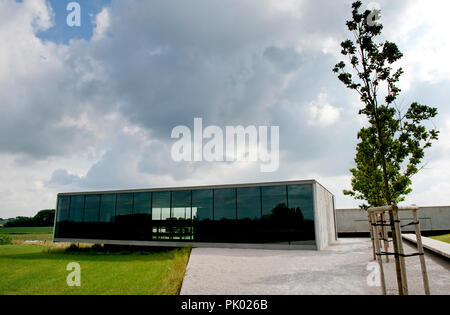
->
[4,0,447,215]
[47,169,82,186]
[264,46,303,73]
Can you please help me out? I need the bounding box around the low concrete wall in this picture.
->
[336,206,450,234]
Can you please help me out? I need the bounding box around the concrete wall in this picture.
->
[336,206,450,234]
[314,182,337,250]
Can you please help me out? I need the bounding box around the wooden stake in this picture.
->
[372,213,387,295]
[392,205,408,295]
[387,209,404,295]
[381,212,389,263]
[412,209,430,295]
[369,213,376,260]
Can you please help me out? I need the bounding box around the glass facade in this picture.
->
[54,183,316,245]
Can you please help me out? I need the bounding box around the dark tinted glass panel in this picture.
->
[171,190,192,240]
[130,192,152,241]
[214,188,236,220]
[99,194,116,222]
[55,195,71,238]
[56,184,316,245]
[153,191,170,220]
[192,189,213,221]
[133,192,151,214]
[172,190,191,220]
[261,185,287,216]
[113,193,135,240]
[57,195,70,222]
[84,194,100,222]
[237,187,261,220]
[286,184,315,244]
[152,191,171,240]
[288,184,314,220]
[172,191,190,208]
[192,189,213,242]
[152,191,170,209]
[69,195,84,222]
[116,193,133,216]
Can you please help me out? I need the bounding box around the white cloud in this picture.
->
[308,93,342,127]
[92,7,110,41]
[384,0,450,90]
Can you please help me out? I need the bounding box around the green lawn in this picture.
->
[0,225,191,294]
[0,227,54,243]
[0,226,53,234]
[0,227,191,294]
[0,244,191,295]
[429,234,450,244]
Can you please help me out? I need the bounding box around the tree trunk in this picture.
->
[376,121,405,295]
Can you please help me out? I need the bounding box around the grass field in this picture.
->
[429,234,450,244]
[0,227,54,242]
[0,227,53,234]
[0,227,191,295]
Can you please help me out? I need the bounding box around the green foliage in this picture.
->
[335,1,439,209]
[4,216,34,227]
[4,209,55,227]
[0,235,12,245]
[32,209,55,226]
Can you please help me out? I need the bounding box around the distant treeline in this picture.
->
[4,209,55,227]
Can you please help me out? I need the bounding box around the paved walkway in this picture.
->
[180,238,450,295]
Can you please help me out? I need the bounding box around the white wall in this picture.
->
[314,182,336,250]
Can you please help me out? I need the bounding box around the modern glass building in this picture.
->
[53,180,337,249]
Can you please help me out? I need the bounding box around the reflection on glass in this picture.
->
[55,183,317,245]
[171,190,192,240]
[133,192,151,214]
[172,190,191,220]
[152,206,161,221]
[288,184,314,220]
[192,189,213,221]
[84,194,100,222]
[57,195,70,222]
[261,185,287,217]
[116,193,133,216]
[99,194,115,222]
[55,195,71,238]
[214,188,236,220]
[69,195,84,222]
[152,191,171,240]
[152,191,170,213]
[237,187,261,220]
[192,189,213,242]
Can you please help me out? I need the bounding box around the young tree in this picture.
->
[333,1,439,209]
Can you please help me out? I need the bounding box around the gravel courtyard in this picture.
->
[180,238,450,295]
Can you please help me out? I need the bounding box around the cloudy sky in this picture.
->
[1,0,449,218]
